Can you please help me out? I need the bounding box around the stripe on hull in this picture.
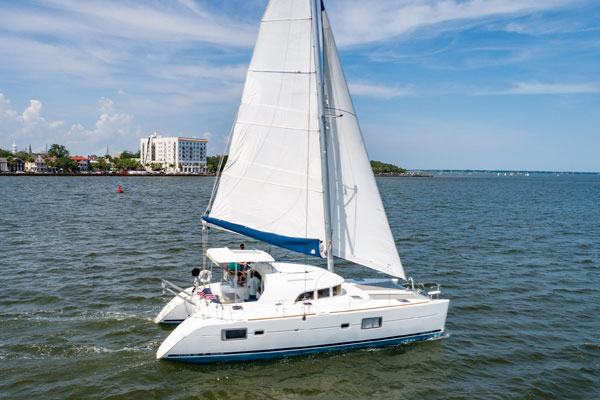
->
[163,329,444,363]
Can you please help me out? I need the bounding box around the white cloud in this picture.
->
[349,82,413,99]
[0,94,64,145]
[68,97,133,139]
[99,97,116,114]
[495,82,600,95]
[4,0,256,46]
[118,89,126,95]
[327,0,573,46]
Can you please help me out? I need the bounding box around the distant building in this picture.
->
[24,155,47,173]
[0,157,8,172]
[140,132,207,173]
[70,156,90,173]
[11,158,24,172]
[12,141,17,155]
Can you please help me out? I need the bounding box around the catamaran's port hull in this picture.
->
[162,329,444,363]
[157,299,449,363]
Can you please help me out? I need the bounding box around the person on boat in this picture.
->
[227,262,246,286]
[247,271,261,301]
[191,268,201,291]
[236,243,249,284]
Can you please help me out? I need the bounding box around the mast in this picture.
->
[311,0,334,271]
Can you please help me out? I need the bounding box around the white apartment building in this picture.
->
[140,132,207,173]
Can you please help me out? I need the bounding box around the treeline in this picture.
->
[203,156,405,176]
[370,160,407,174]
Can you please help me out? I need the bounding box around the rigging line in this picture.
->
[304,0,318,301]
[205,110,237,216]
[324,106,356,117]
[247,69,313,75]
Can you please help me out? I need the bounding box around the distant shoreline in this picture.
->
[1,171,597,177]
[1,173,434,178]
[0,172,218,177]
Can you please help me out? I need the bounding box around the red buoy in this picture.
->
[116,185,124,193]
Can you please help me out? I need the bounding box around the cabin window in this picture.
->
[341,323,350,329]
[221,328,247,341]
[361,317,382,329]
[317,288,330,298]
[295,291,314,302]
[332,285,341,296]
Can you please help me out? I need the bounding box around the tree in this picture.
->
[0,148,11,157]
[120,150,139,159]
[94,157,110,171]
[48,144,69,158]
[15,151,30,161]
[206,155,228,173]
[115,157,141,171]
[150,163,163,171]
[54,157,78,172]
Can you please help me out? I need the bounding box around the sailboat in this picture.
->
[155,0,449,362]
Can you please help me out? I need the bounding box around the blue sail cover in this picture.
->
[202,216,322,257]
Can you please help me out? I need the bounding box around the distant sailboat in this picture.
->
[155,0,449,362]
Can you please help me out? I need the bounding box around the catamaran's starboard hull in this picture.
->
[157,298,449,363]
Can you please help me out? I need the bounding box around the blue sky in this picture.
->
[0,0,599,172]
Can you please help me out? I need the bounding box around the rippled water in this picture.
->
[1,175,598,399]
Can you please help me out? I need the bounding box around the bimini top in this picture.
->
[206,247,275,265]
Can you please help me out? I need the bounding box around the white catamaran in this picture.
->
[155,0,449,362]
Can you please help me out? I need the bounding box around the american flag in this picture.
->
[198,287,220,303]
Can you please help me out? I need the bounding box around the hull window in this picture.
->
[361,317,383,329]
[341,323,350,329]
[222,329,248,341]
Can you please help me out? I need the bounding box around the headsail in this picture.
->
[204,0,326,257]
[321,10,406,279]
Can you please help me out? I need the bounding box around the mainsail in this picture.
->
[204,0,325,256]
[204,0,405,279]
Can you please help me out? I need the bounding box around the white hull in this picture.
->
[156,265,449,362]
[154,286,195,325]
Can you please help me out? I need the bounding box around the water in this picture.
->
[1,175,598,399]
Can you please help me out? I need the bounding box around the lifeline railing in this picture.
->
[161,279,196,306]
[402,279,441,299]
[421,283,441,299]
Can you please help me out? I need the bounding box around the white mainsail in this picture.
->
[205,0,405,279]
[321,10,405,279]
[205,0,326,256]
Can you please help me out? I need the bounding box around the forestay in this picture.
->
[204,0,326,256]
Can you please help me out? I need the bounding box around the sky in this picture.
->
[0,0,599,172]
